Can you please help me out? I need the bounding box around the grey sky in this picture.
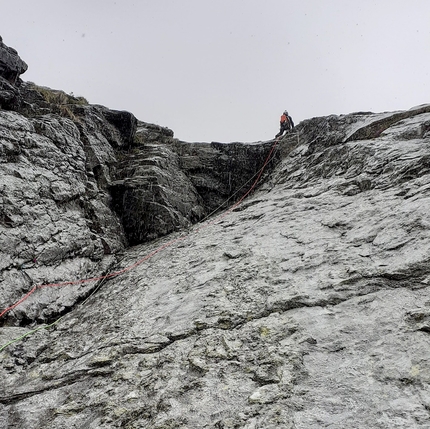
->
[1,0,429,142]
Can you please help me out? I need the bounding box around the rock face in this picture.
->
[111,125,277,244]
[0,36,28,85]
[0,36,28,111]
[0,81,274,326]
[1,40,430,429]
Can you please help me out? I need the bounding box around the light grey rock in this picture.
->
[1,63,430,427]
[0,108,126,324]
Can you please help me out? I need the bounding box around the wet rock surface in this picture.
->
[1,103,430,428]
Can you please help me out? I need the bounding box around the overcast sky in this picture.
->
[1,0,429,142]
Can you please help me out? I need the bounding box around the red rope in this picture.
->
[0,139,279,320]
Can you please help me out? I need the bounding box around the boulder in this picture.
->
[0,36,28,85]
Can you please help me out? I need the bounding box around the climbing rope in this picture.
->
[0,317,63,353]
[0,137,281,351]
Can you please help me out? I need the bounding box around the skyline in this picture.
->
[1,0,429,142]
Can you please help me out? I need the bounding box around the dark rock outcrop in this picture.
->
[175,139,278,214]
[0,36,28,85]
[0,36,28,111]
[110,126,279,244]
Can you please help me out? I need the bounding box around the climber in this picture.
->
[275,110,294,138]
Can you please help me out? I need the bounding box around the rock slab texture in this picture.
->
[1,38,430,429]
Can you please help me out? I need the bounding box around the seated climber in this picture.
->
[275,110,294,138]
